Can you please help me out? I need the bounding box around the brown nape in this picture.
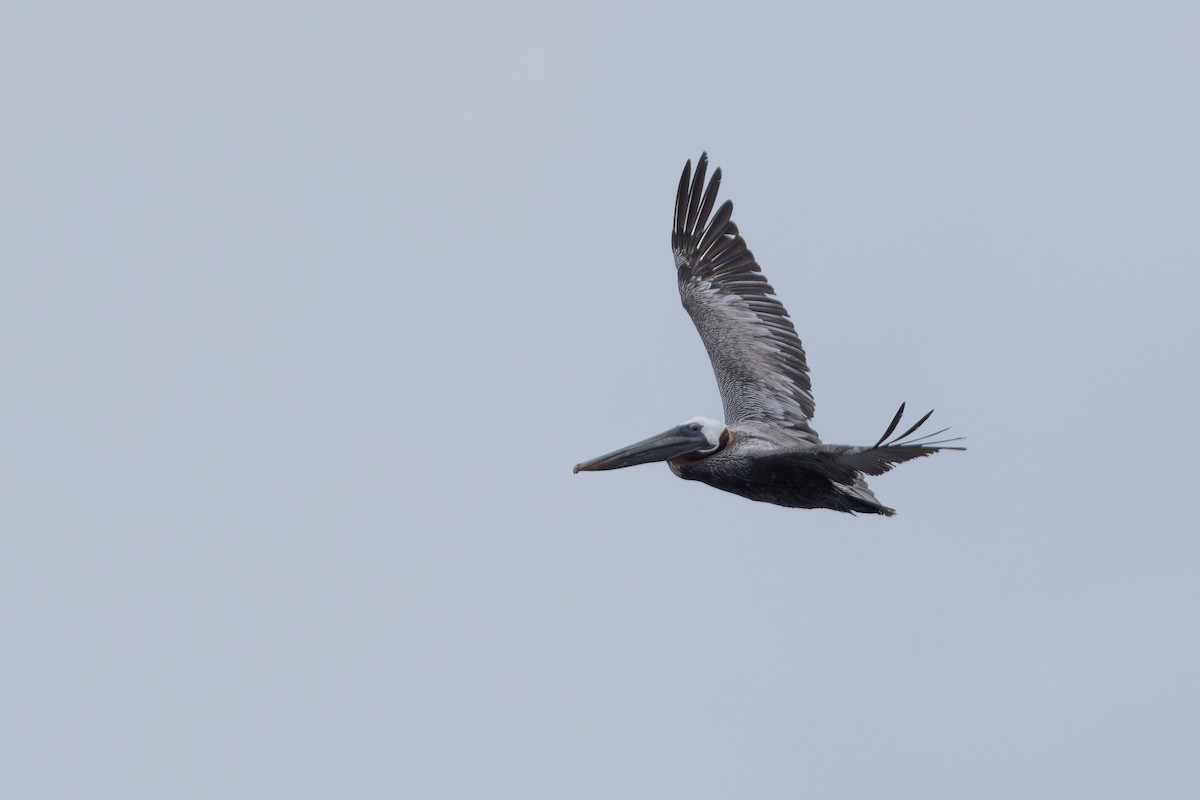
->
[669,427,734,465]
[718,427,735,451]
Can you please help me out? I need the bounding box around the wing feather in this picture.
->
[672,153,818,440]
[819,405,966,483]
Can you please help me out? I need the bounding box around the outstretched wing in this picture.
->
[672,153,818,441]
[818,403,966,484]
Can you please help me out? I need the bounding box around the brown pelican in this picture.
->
[573,153,964,516]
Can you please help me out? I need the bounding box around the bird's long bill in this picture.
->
[573,425,706,473]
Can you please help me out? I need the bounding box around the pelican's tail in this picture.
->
[833,478,897,517]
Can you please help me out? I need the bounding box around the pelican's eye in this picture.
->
[688,423,702,432]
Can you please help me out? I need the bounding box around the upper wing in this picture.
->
[672,153,818,440]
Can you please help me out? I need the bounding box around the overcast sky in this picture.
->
[3,1,1199,798]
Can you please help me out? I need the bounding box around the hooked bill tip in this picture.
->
[572,464,581,474]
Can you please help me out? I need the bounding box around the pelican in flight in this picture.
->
[573,153,963,515]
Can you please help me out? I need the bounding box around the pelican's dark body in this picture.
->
[573,154,963,515]
[670,428,899,515]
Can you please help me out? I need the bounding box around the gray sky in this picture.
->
[3,1,1199,798]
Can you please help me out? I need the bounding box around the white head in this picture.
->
[683,416,726,453]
